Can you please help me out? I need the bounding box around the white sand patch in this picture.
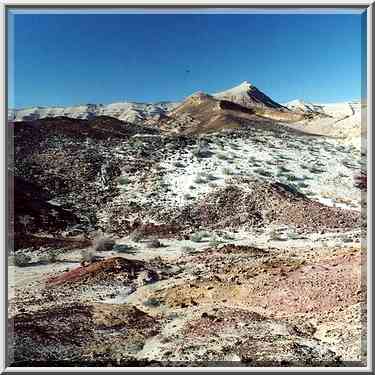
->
[118,132,363,212]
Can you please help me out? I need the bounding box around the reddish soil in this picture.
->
[47,257,148,286]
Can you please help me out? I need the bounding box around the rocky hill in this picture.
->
[8,82,366,367]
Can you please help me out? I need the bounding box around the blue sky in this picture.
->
[8,10,365,108]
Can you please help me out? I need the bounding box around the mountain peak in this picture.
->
[239,80,253,87]
[213,81,284,110]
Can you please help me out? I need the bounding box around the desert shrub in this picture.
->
[305,190,317,197]
[173,161,185,168]
[190,232,204,242]
[130,229,144,242]
[118,176,130,185]
[285,174,300,182]
[46,250,59,263]
[309,167,325,174]
[205,174,218,181]
[143,297,161,307]
[216,153,228,160]
[181,246,195,253]
[222,233,235,240]
[39,250,59,264]
[278,166,291,173]
[189,185,196,190]
[209,238,222,247]
[80,249,95,264]
[113,244,134,253]
[184,193,193,200]
[297,182,309,189]
[193,176,206,184]
[222,167,233,175]
[192,145,211,158]
[146,238,162,249]
[254,169,272,177]
[268,230,288,241]
[93,237,116,252]
[11,253,32,267]
[276,155,293,161]
[208,182,218,189]
[265,160,276,165]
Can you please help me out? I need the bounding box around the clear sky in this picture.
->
[8,10,365,109]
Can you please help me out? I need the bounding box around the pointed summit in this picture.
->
[213,81,285,110]
[240,80,253,86]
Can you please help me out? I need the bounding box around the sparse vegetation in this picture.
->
[285,174,300,182]
[278,166,291,173]
[93,237,115,252]
[193,176,206,184]
[209,238,222,247]
[80,249,95,265]
[130,229,144,243]
[11,253,32,267]
[190,232,207,242]
[190,233,203,242]
[113,244,135,253]
[181,246,195,253]
[216,153,228,160]
[45,250,59,263]
[222,232,236,240]
[192,144,211,158]
[143,297,161,307]
[309,167,325,174]
[146,238,162,249]
[205,174,218,181]
[222,167,233,175]
[173,161,185,168]
[254,168,272,177]
[118,176,130,185]
[297,182,309,189]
